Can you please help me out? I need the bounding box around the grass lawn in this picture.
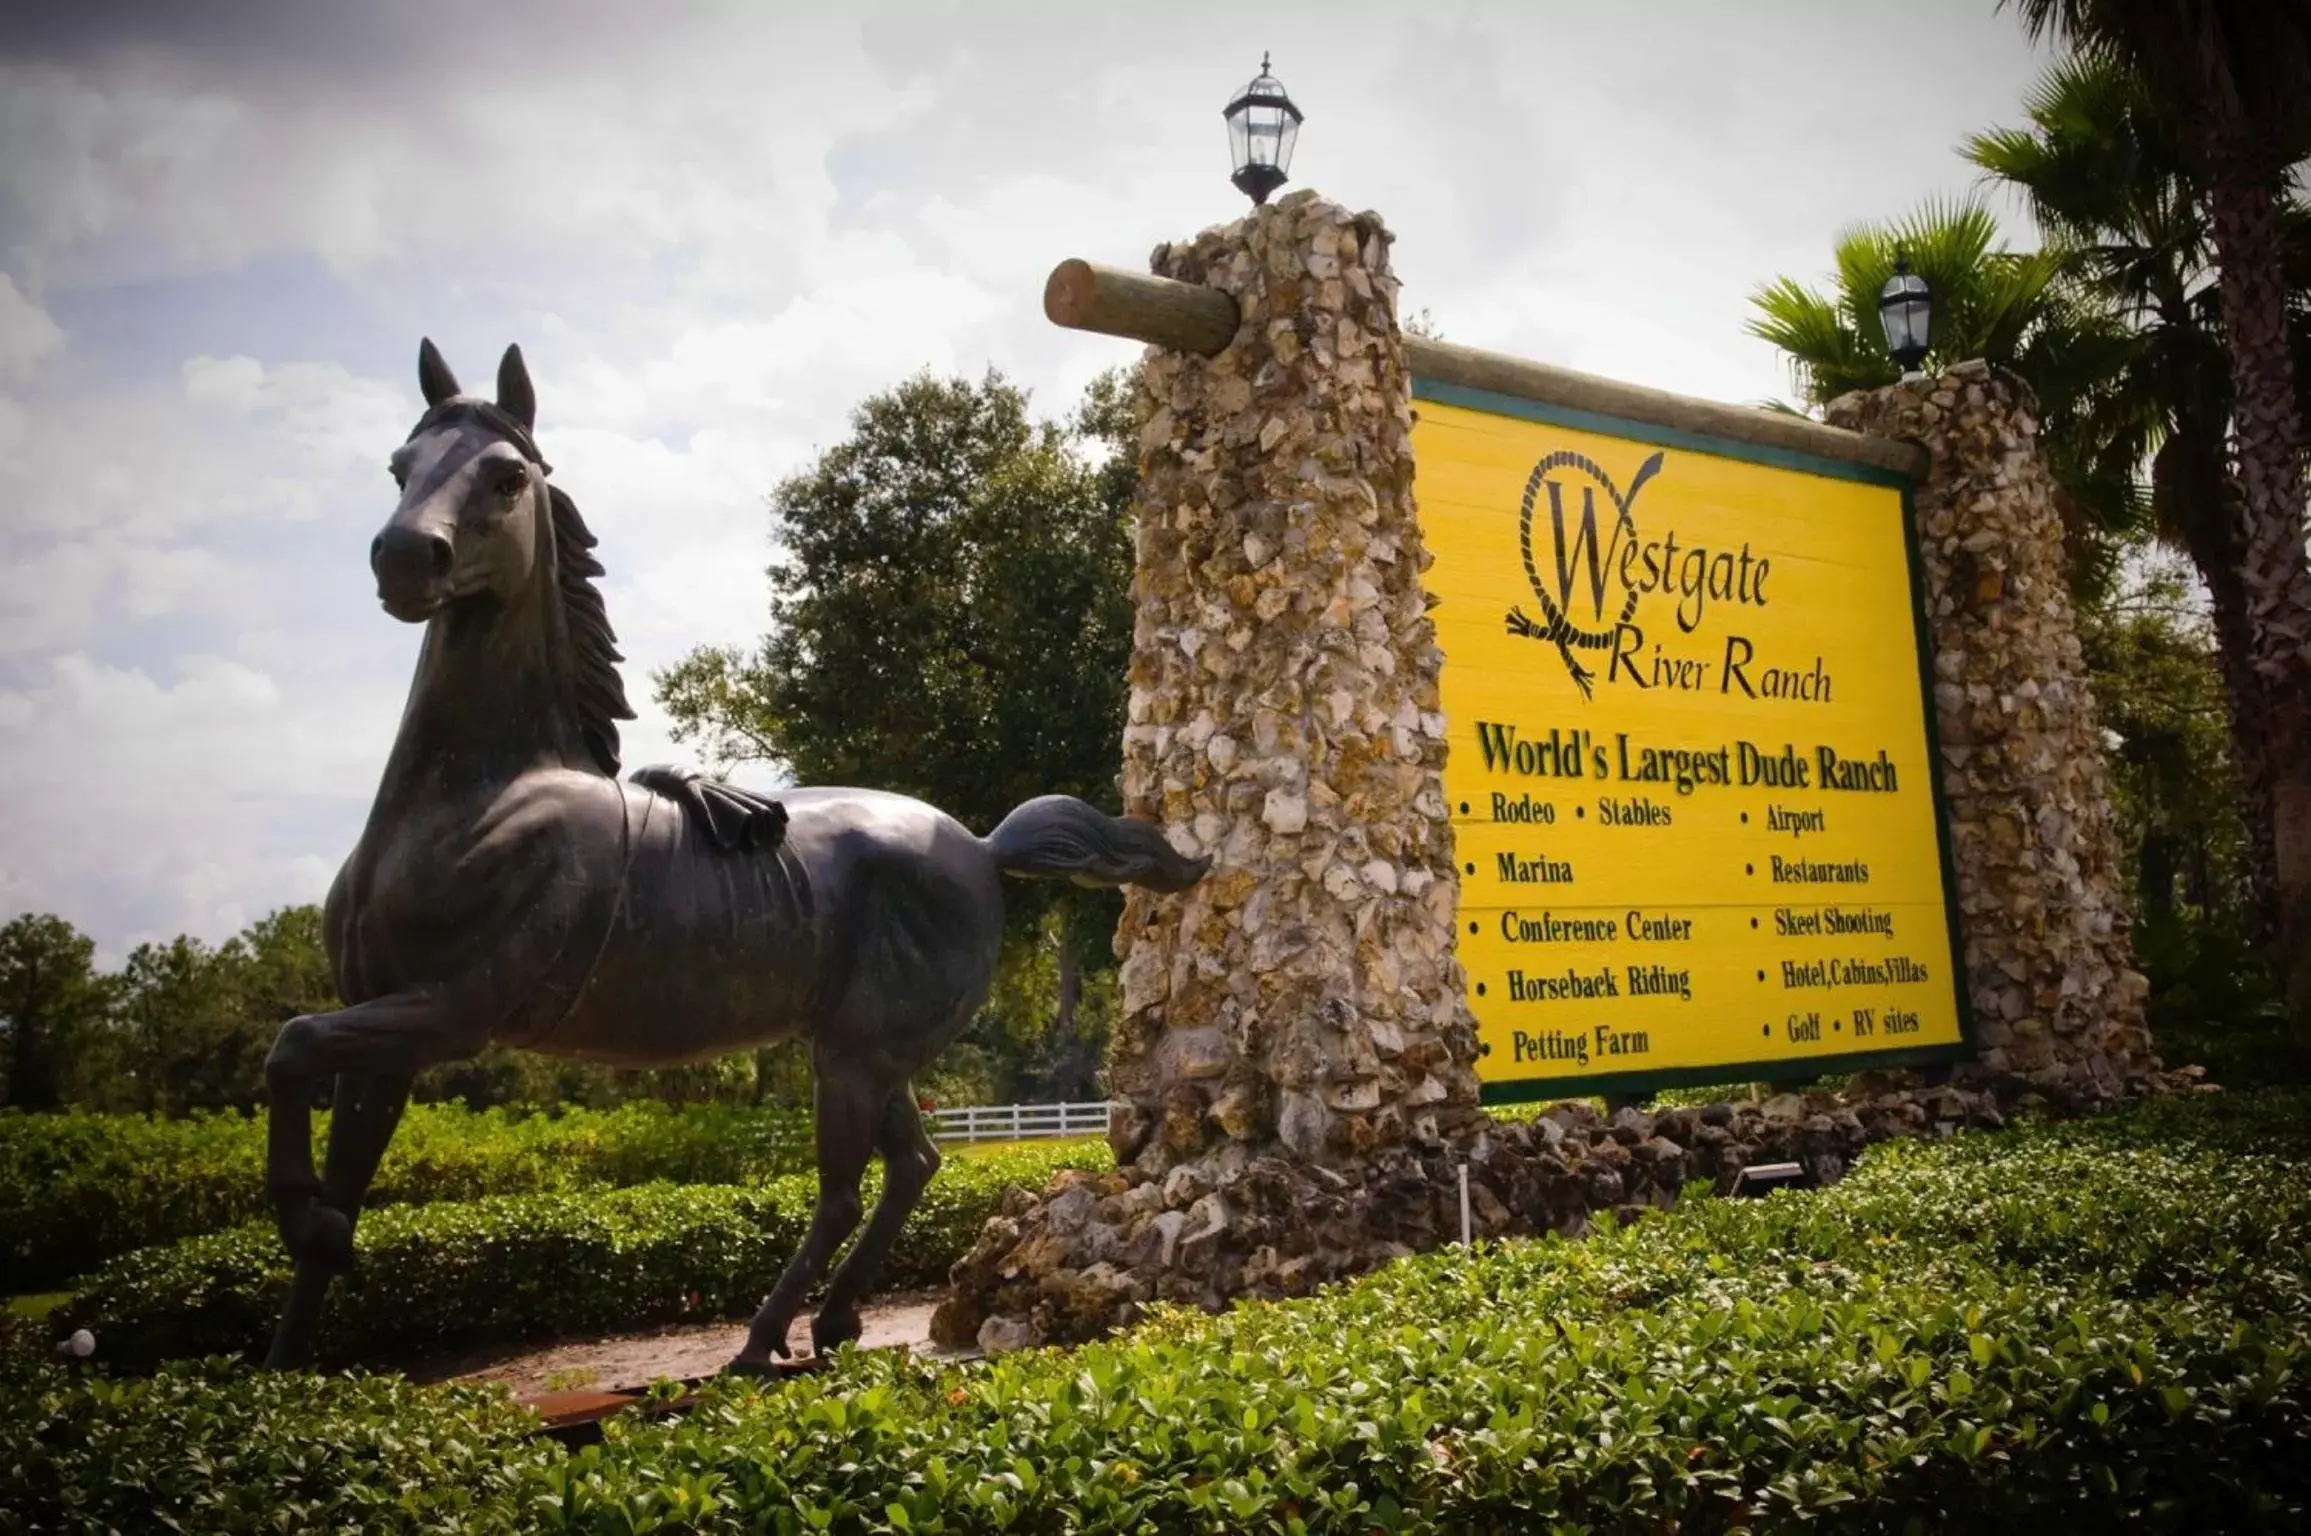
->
[940,1134,1106,1162]
[4,1292,68,1322]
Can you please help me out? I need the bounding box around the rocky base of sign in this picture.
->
[1828,363,2158,1106]
[931,1074,2053,1353]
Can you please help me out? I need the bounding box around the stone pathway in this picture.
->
[413,1289,957,1398]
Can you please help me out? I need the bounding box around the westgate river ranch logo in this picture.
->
[1505,446,1779,700]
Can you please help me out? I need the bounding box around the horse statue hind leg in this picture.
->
[725,918,973,1370]
[719,789,1023,1372]
[807,1086,942,1353]
[723,794,1207,1371]
[727,1061,945,1368]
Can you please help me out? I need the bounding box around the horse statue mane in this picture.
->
[547,482,633,776]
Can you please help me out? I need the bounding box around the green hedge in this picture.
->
[9,1089,2311,1532]
[0,1101,817,1293]
[57,1141,1107,1372]
[0,1366,559,1533]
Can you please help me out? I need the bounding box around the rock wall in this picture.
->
[945,1077,2013,1351]
[1827,363,2158,1103]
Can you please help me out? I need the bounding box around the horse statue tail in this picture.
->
[983,795,1210,892]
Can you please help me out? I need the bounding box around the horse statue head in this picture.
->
[369,338,629,776]
[373,339,551,623]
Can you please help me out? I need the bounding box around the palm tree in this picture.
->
[1967,50,2281,934]
[1746,197,2142,583]
[2003,1,2311,1033]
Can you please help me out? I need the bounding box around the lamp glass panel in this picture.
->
[1245,106,1283,166]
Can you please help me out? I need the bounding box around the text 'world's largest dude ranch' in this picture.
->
[1411,383,1970,1099]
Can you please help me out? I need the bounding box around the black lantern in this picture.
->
[1877,252,1932,375]
[1224,53,1302,206]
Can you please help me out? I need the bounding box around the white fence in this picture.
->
[928,1100,1109,1144]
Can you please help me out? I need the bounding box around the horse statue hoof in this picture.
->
[810,1307,863,1355]
[721,1351,829,1378]
[286,1204,357,1276]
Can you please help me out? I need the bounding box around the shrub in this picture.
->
[12,1091,2311,1533]
[0,1101,817,1292]
[59,1140,1107,1371]
[0,1362,557,1533]
[0,1311,43,1381]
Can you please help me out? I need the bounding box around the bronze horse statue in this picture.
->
[261,339,1205,1371]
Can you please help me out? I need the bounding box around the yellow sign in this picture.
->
[1412,384,1970,1100]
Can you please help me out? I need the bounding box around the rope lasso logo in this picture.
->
[1508,448,1665,699]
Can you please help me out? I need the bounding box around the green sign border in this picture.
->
[1411,377,1975,1104]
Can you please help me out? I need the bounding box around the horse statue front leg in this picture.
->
[262,991,485,1369]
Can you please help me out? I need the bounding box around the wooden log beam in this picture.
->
[1403,339,1929,479]
[1042,258,1927,480]
[1044,259,1241,358]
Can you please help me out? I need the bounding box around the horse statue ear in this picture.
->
[496,344,537,430]
[417,338,461,407]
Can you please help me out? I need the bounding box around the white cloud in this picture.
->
[181,354,411,484]
[0,65,250,275]
[0,540,110,655]
[0,537,255,659]
[0,370,397,543]
[0,272,63,383]
[180,353,264,411]
[0,649,395,950]
[0,10,930,294]
[116,542,250,623]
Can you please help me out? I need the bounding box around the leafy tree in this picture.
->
[92,907,341,1114]
[111,935,271,1114]
[1748,199,2069,397]
[237,906,340,1035]
[0,902,793,1116]
[2083,555,2255,919]
[656,368,1138,1097]
[0,913,109,1110]
[2003,1,2311,1034]
[2083,555,2288,1069]
[657,368,1132,811]
[1965,47,2307,941]
[1745,197,2141,591]
[411,1040,766,1112]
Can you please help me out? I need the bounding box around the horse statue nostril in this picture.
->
[372,526,455,601]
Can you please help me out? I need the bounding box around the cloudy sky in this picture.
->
[0,1,2053,959]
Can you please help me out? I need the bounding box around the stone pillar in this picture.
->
[933,192,1483,1352]
[1105,191,1482,1173]
[1828,362,2157,1103]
